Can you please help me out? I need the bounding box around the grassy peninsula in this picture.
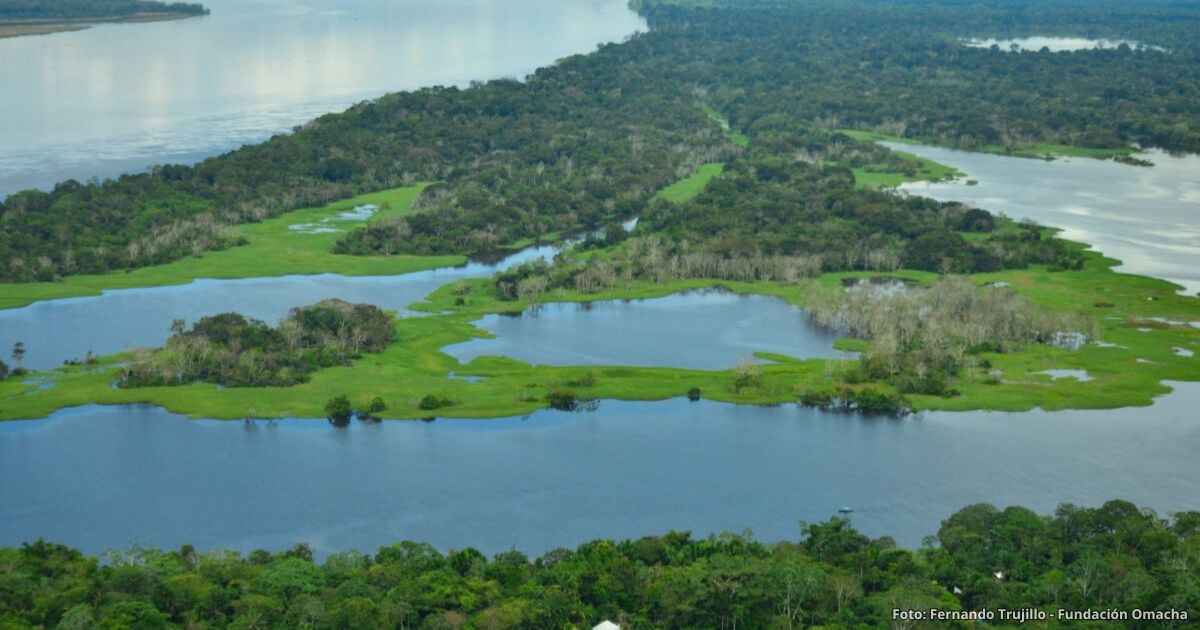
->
[0,1,207,39]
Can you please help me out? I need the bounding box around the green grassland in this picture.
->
[821,129,963,188]
[2,238,1195,421]
[848,149,964,189]
[0,186,464,311]
[651,162,726,203]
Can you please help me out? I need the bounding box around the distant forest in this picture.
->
[1,501,1196,628]
[0,1,207,20]
[2,0,1198,282]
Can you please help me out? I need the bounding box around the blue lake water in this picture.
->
[0,245,555,370]
[443,291,848,370]
[2,384,1198,558]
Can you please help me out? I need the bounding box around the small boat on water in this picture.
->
[838,507,854,514]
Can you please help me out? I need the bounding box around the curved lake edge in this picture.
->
[2,247,1197,421]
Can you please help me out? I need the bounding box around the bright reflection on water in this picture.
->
[0,0,645,196]
[2,383,1198,558]
[443,291,849,369]
[962,36,1162,52]
[886,143,1200,295]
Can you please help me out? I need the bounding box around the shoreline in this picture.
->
[1,240,1196,421]
[0,12,205,39]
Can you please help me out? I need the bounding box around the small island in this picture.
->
[0,0,208,39]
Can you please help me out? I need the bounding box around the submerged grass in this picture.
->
[0,185,464,310]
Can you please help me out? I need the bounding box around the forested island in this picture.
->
[0,501,1195,628]
[0,1,207,39]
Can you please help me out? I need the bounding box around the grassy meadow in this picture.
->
[0,185,463,310]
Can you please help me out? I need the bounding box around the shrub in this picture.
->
[418,395,454,411]
[546,390,579,411]
[732,359,763,392]
[687,387,702,401]
[800,390,833,407]
[325,395,353,426]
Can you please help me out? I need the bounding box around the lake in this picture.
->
[0,0,644,197]
[2,383,1198,558]
[0,245,557,370]
[886,142,1200,295]
[443,291,848,370]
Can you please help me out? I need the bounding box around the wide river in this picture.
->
[0,0,644,197]
[3,385,1199,558]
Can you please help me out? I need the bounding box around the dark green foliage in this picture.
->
[417,395,454,411]
[686,387,701,401]
[0,1,207,20]
[117,299,394,388]
[324,395,352,425]
[800,386,911,415]
[545,390,579,411]
[0,359,8,381]
[367,396,386,414]
[0,502,1196,628]
[6,0,1199,283]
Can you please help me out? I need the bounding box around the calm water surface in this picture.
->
[0,0,644,196]
[0,246,557,370]
[444,291,847,369]
[888,143,1200,295]
[2,383,1198,558]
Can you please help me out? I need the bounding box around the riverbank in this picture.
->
[838,129,1139,162]
[0,12,205,39]
[0,186,463,310]
[1,234,1195,420]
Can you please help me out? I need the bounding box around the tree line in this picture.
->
[0,1,207,21]
[117,300,393,388]
[3,0,1198,282]
[0,500,1195,628]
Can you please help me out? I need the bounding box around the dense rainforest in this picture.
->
[0,501,1195,628]
[2,0,1199,282]
[0,1,207,21]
